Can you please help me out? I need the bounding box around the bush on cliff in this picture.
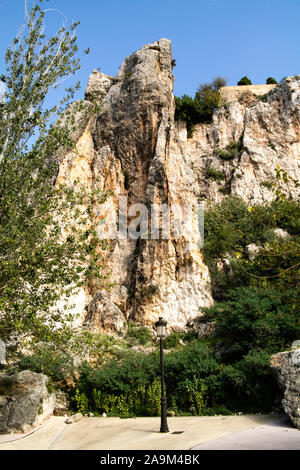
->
[266,77,278,85]
[237,76,252,85]
[202,191,300,297]
[175,76,227,136]
[202,286,300,359]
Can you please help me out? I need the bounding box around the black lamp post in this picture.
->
[155,316,169,433]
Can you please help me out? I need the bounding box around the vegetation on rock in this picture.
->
[215,139,244,160]
[237,76,252,85]
[175,76,227,136]
[266,77,278,85]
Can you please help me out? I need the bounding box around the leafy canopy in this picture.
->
[175,76,227,136]
[0,1,105,354]
[237,76,252,86]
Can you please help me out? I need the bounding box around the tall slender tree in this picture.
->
[0,0,104,356]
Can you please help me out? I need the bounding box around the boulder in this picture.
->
[85,290,127,333]
[53,389,70,416]
[64,412,82,424]
[71,412,82,422]
[270,348,300,429]
[0,370,55,434]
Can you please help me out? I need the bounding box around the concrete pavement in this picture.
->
[0,414,299,450]
[192,415,300,450]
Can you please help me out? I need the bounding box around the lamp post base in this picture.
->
[160,396,169,433]
[160,424,170,433]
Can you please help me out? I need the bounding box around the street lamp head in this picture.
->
[155,317,167,339]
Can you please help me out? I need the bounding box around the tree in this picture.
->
[195,76,228,121]
[174,94,203,137]
[202,286,300,357]
[237,76,252,86]
[266,77,278,85]
[0,1,105,356]
[211,76,228,90]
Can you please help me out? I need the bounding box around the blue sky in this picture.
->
[0,0,299,100]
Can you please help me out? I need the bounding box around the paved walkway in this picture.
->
[192,416,300,450]
[0,414,299,450]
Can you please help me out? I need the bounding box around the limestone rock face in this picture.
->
[55,39,300,332]
[85,290,127,333]
[53,390,70,416]
[0,370,55,434]
[0,341,6,366]
[85,70,114,104]
[177,75,300,205]
[270,349,300,429]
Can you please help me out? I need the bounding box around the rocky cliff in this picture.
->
[56,38,300,332]
[270,348,300,429]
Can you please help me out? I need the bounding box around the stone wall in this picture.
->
[220,84,277,103]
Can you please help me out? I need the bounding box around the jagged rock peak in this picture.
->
[85,70,115,104]
[85,39,174,107]
[116,38,173,79]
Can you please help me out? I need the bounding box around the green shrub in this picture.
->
[195,84,222,121]
[266,77,278,85]
[215,139,243,160]
[163,332,184,349]
[68,332,286,416]
[260,180,273,189]
[89,377,162,417]
[77,350,160,397]
[183,330,199,342]
[74,351,162,416]
[164,341,220,398]
[219,185,231,195]
[181,376,207,415]
[217,350,279,412]
[257,94,268,102]
[175,77,227,136]
[17,344,75,385]
[269,198,300,235]
[203,196,251,260]
[126,322,153,345]
[202,286,300,357]
[237,76,252,85]
[74,388,89,414]
[203,195,299,263]
[205,167,225,181]
[46,377,55,394]
[202,193,299,301]
[174,94,204,137]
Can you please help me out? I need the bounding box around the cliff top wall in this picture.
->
[220,84,277,103]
